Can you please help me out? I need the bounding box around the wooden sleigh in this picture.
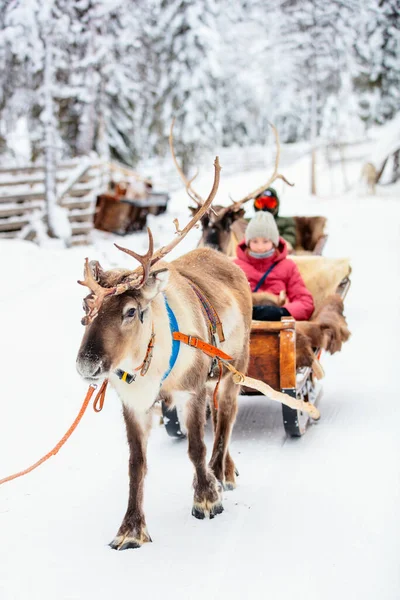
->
[162,255,351,439]
[247,255,351,436]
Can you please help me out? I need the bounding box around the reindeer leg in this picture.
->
[208,377,239,491]
[109,407,152,551]
[186,389,223,520]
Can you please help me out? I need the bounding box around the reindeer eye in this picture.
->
[124,308,136,319]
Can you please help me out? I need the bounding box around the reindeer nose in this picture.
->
[76,354,103,380]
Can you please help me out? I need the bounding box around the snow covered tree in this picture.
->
[279,0,352,140]
[352,0,400,126]
[137,0,222,173]
[0,0,400,171]
[45,0,144,164]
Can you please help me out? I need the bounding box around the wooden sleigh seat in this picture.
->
[246,256,351,436]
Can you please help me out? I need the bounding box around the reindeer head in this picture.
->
[76,243,171,381]
[189,204,245,252]
[76,156,221,382]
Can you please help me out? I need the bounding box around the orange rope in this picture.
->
[0,382,106,486]
[93,379,108,413]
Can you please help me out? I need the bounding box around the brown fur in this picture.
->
[295,294,351,369]
[252,290,286,307]
[293,216,327,252]
[77,247,252,549]
[114,406,152,548]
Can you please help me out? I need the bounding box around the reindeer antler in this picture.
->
[216,123,294,219]
[78,259,117,325]
[149,156,221,264]
[79,157,221,324]
[114,228,154,289]
[169,119,204,207]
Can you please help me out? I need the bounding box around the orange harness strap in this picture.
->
[172,333,232,411]
[172,332,233,361]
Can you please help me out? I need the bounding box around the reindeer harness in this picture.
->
[114,283,231,392]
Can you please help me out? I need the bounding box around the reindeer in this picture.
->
[76,158,253,550]
[170,122,293,258]
[361,161,377,195]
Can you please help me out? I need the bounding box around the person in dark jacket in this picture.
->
[253,187,296,250]
[234,212,314,321]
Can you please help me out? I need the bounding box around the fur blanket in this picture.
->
[293,216,327,252]
[296,294,351,370]
[290,255,351,311]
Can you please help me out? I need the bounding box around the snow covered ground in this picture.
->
[1,150,400,600]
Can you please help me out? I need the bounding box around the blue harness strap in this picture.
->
[161,296,181,382]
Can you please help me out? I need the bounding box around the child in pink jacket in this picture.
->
[234,212,314,321]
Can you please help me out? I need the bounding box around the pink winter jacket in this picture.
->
[234,238,314,321]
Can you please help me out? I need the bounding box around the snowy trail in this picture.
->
[1,162,400,599]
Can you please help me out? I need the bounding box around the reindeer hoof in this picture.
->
[209,502,224,519]
[109,530,152,551]
[109,538,141,551]
[192,500,224,520]
[223,481,236,491]
[192,506,206,520]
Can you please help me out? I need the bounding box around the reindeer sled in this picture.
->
[163,256,351,439]
[163,124,350,440]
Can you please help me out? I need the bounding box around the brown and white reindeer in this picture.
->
[76,158,253,550]
[170,122,293,259]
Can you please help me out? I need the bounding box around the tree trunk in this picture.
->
[42,17,71,244]
[76,23,97,156]
[310,64,317,196]
[392,149,400,183]
[43,28,58,238]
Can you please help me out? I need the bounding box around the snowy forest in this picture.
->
[1,0,399,170]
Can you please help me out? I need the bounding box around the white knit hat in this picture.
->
[245,211,280,246]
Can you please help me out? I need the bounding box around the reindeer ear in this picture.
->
[234,208,246,219]
[189,206,198,216]
[221,212,234,231]
[89,260,105,282]
[141,268,170,300]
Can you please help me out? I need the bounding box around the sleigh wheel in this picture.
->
[161,402,187,439]
[282,373,322,437]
